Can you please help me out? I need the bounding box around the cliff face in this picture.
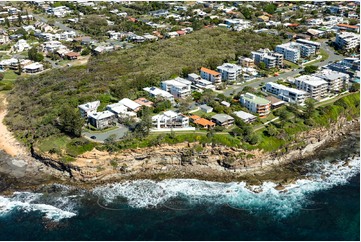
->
[33,117,359,182]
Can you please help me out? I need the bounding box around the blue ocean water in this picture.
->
[0,134,360,241]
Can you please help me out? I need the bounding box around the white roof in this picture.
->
[221,101,231,106]
[119,98,141,111]
[143,87,173,98]
[296,75,328,87]
[88,111,115,120]
[163,110,178,117]
[314,69,349,80]
[266,82,308,95]
[24,62,43,70]
[78,100,100,111]
[106,103,127,114]
[233,110,256,120]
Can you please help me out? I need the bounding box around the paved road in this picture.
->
[83,125,129,143]
[34,14,79,34]
[223,39,343,97]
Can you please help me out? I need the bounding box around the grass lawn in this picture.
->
[192,110,217,117]
[283,60,299,69]
[320,48,329,61]
[37,135,71,153]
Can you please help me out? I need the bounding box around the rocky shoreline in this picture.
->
[0,116,359,193]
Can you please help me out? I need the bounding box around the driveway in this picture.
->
[83,125,129,143]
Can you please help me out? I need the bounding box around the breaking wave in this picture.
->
[93,157,360,217]
[0,192,77,221]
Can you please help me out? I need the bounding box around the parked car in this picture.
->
[90,136,96,140]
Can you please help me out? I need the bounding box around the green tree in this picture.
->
[266,124,278,136]
[258,61,267,70]
[348,18,358,25]
[350,83,360,92]
[17,12,23,27]
[4,18,10,28]
[303,98,316,119]
[58,105,84,137]
[303,65,318,74]
[28,47,44,62]
[17,59,22,75]
[264,4,277,14]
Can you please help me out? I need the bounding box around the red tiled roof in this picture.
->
[200,67,220,76]
[337,24,359,29]
[194,118,215,127]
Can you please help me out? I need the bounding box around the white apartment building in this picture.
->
[251,48,283,69]
[187,73,215,90]
[216,63,242,81]
[200,67,221,83]
[239,93,271,117]
[314,69,349,92]
[152,110,189,129]
[264,82,309,105]
[161,77,192,99]
[295,75,328,100]
[276,42,316,63]
[335,32,359,50]
[276,43,300,63]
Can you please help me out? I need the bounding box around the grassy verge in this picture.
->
[320,48,329,61]
[283,60,299,69]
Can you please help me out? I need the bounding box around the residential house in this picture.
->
[152,110,189,129]
[239,93,271,117]
[314,69,349,92]
[200,67,221,84]
[233,110,257,123]
[0,31,9,44]
[264,82,309,105]
[106,102,136,118]
[134,97,154,108]
[161,77,192,99]
[119,98,141,112]
[295,75,328,100]
[216,63,242,81]
[199,104,213,113]
[221,101,231,107]
[78,101,100,118]
[211,114,234,126]
[189,115,215,129]
[257,15,270,22]
[65,52,80,60]
[23,62,44,73]
[88,111,116,129]
[13,39,30,52]
[143,87,175,104]
[239,57,255,67]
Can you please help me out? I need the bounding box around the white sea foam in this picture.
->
[0,192,77,221]
[93,157,360,217]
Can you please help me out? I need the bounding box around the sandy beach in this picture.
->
[0,94,28,157]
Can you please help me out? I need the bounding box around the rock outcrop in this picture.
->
[32,117,359,182]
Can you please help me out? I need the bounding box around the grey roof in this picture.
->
[211,114,234,123]
[233,111,256,120]
[200,104,213,111]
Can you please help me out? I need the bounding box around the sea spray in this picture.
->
[93,157,360,217]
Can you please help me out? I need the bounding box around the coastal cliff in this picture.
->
[31,116,360,184]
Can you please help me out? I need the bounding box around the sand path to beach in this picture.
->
[0,93,28,157]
